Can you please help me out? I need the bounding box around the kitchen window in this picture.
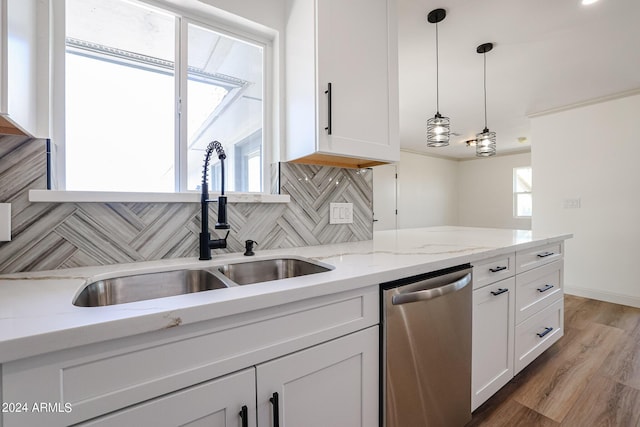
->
[58,0,267,193]
[514,166,532,217]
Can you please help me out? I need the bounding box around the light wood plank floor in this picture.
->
[468,295,640,426]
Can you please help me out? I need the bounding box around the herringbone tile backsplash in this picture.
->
[0,136,373,274]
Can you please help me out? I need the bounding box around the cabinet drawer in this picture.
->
[78,368,256,426]
[473,253,515,289]
[516,242,563,274]
[516,261,563,324]
[514,299,563,374]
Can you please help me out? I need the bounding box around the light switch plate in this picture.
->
[0,203,11,241]
[330,203,353,224]
[563,198,581,209]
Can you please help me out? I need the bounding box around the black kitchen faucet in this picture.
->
[199,140,230,260]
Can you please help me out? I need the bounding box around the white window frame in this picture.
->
[513,166,532,218]
[49,0,275,196]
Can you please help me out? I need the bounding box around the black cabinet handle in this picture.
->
[491,288,509,296]
[325,82,332,135]
[537,284,554,293]
[537,251,555,258]
[269,392,280,427]
[489,266,507,273]
[239,405,248,427]
[537,327,553,338]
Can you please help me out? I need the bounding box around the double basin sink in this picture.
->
[73,257,333,307]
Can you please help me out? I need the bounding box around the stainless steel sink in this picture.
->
[73,257,333,306]
[218,258,332,285]
[73,269,229,307]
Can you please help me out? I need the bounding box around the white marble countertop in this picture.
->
[0,226,571,364]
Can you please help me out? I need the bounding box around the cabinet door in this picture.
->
[256,326,378,427]
[472,277,515,411]
[78,368,256,427]
[316,0,398,161]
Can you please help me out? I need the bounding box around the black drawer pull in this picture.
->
[239,405,248,427]
[270,392,280,427]
[537,327,553,338]
[491,288,508,296]
[537,284,554,293]
[489,266,507,273]
[537,251,555,258]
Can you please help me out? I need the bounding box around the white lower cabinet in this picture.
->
[1,287,379,427]
[79,326,379,427]
[472,277,515,411]
[472,243,565,411]
[257,326,379,427]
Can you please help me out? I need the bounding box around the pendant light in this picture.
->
[476,42,496,157]
[426,8,450,147]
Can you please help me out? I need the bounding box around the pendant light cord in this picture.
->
[435,21,440,114]
[483,51,487,130]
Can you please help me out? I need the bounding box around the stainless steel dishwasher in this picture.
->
[381,264,472,427]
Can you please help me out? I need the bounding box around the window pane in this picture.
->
[516,193,532,217]
[65,0,175,192]
[187,23,263,192]
[515,167,532,193]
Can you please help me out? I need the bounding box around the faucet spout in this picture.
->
[200,140,230,261]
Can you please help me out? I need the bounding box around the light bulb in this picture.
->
[475,128,496,157]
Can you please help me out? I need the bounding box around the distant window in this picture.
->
[514,167,532,217]
[63,0,265,193]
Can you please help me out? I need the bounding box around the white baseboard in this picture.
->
[565,285,640,309]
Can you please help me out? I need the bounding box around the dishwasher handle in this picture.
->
[391,272,471,305]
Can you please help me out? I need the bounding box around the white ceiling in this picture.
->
[398,0,640,159]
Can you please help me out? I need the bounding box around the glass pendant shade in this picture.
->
[476,127,496,157]
[476,42,496,157]
[427,113,450,147]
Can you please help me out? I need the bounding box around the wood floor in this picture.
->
[468,295,640,427]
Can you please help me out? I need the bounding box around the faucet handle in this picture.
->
[244,240,258,256]
[208,230,230,251]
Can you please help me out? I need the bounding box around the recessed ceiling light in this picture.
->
[582,0,599,5]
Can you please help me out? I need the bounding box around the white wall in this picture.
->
[396,151,458,228]
[457,152,532,230]
[378,151,530,231]
[532,94,640,307]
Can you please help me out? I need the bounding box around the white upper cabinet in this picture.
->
[0,0,39,137]
[285,0,400,167]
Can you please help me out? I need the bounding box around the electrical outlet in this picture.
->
[330,203,353,224]
[0,203,11,241]
[563,198,581,209]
